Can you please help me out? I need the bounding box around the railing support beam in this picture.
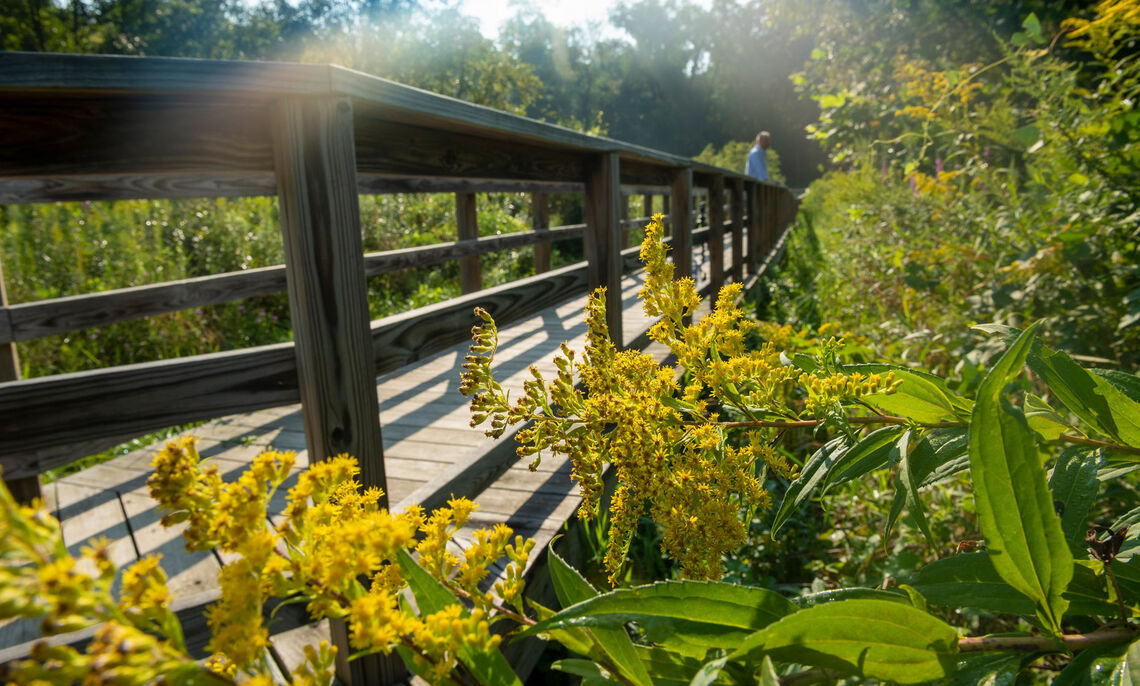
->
[729,179,744,283]
[708,175,726,298]
[272,96,399,686]
[456,192,481,294]
[671,168,693,284]
[584,152,623,346]
[747,183,761,275]
[532,193,551,274]
[0,254,40,504]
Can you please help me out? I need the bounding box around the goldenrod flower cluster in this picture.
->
[461,215,903,582]
[0,438,537,684]
[1064,0,1140,60]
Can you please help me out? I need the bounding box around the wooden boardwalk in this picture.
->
[0,257,726,674]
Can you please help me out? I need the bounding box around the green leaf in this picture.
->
[1022,12,1043,41]
[757,656,780,686]
[1049,448,1102,549]
[810,48,827,60]
[820,426,905,491]
[1025,393,1071,441]
[1107,638,1140,685]
[548,548,653,686]
[1053,640,1133,686]
[970,323,1072,634]
[731,599,958,684]
[890,430,936,548]
[521,581,796,658]
[398,550,522,686]
[1028,345,1140,449]
[849,364,966,422]
[910,553,1117,618]
[1094,369,1140,404]
[1012,124,1041,148]
[915,430,971,487]
[631,647,709,686]
[773,437,847,535]
[791,587,910,609]
[398,548,459,615]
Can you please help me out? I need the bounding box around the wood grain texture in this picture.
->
[271,96,385,493]
[707,175,726,297]
[532,193,551,274]
[0,343,299,476]
[455,192,481,294]
[0,94,275,178]
[353,113,586,182]
[730,178,744,282]
[671,168,694,283]
[0,173,584,205]
[2,265,287,344]
[584,152,623,346]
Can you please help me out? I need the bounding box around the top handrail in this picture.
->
[0,51,775,190]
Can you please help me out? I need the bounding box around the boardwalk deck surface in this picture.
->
[0,246,733,678]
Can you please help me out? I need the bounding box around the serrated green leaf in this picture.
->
[773,437,847,535]
[731,599,958,684]
[1094,369,1140,404]
[548,548,652,686]
[915,430,971,487]
[970,323,1072,634]
[521,581,796,658]
[1049,448,1102,549]
[892,430,936,547]
[1025,393,1071,440]
[791,587,910,609]
[1029,345,1140,449]
[821,426,905,491]
[910,553,1117,617]
[631,647,710,686]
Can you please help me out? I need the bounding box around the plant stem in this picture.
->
[1058,434,1140,457]
[958,626,1138,653]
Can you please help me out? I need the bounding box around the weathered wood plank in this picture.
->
[456,192,481,294]
[584,152,622,346]
[0,344,299,477]
[1,225,587,345]
[671,168,694,283]
[271,96,385,493]
[0,255,38,502]
[0,94,275,179]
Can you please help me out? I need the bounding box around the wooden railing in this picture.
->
[0,51,798,503]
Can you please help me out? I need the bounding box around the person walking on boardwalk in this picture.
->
[745,131,771,181]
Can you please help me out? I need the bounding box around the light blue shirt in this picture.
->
[746,145,769,181]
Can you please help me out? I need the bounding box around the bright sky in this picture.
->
[457,0,625,38]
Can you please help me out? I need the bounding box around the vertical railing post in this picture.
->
[708,175,726,298]
[747,183,761,275]
[643,193,653,220]
[532,192,551,274]
[272,96,397,686]
[729,178,744,283]
[584,152,623,347]
[671,168,693,283]
[765,185,777,256]
[456,192,481,294]
[663,193,672,235]
[620,192,630,250]
[0,255,40,504]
